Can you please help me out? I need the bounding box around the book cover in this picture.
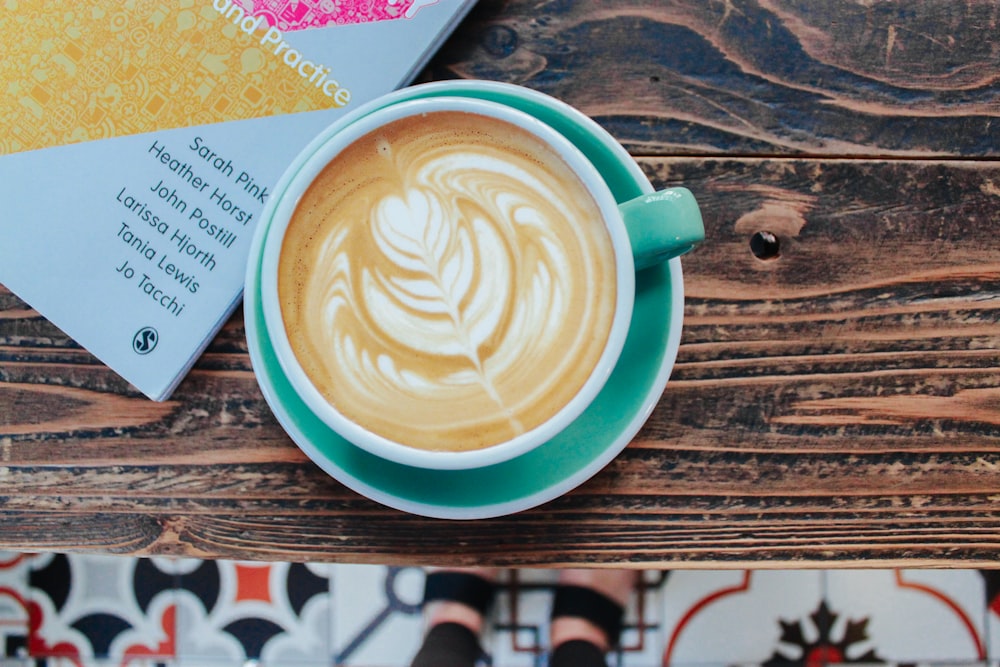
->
[0,0,476,400]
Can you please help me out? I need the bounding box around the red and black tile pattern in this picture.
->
[1,553,997,666]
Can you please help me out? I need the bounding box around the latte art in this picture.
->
[278,111,617,451]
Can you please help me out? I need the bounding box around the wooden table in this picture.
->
[2,1,998,568]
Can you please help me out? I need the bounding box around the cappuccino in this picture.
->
[278,110,618,452]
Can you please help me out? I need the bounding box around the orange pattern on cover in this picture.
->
[235,0,442,31]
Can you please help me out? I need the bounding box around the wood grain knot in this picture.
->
[750,231,781,260]
[481,25,518,59]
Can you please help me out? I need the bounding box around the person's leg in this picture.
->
[409,567,498,667]
[548,569,637,667]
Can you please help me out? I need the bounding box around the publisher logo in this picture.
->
[132,327,159,355]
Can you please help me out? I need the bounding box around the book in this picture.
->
[0,0,476,400]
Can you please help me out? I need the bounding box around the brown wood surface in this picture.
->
[2,0,999,567]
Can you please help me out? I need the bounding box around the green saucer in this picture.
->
[244,81,685,519]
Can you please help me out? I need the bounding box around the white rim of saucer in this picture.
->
[258,95,635,470]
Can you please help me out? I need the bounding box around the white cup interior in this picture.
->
[259,96,635,470]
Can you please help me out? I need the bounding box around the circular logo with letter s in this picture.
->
[132,327,159,355]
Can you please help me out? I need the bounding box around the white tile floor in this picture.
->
[1,553,997,666]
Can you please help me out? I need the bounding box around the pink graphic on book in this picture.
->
[234,0,442,30]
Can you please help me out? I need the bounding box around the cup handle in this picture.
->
[618,187,705,271]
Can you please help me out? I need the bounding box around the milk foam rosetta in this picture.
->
[278,111,618,452]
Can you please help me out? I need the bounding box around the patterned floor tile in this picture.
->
[489,569,664,667]
[620,571,669,667]
[329,566,663,667]
[175,559,333,666]
[0,554,29,661]
[659,569,826,666]
[982,570,1000,660]
[490,568,557,667]
[0,659,32,667]
[7,553,1000,667]
[826,569,987,664]
[26,553,177,664]
[331,564,424,667]
[38,661,178,667]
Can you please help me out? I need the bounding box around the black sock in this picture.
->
[422,572,496,615]
[550,584,625,647]
[550,639,608,667]
[409,622,484,667]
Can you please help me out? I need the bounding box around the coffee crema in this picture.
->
[278,110,618,452]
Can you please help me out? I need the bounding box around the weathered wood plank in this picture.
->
[1,497,1000,566]
[423,0,1000,156]
[653,157,1000,467]
[1,156,998,565]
